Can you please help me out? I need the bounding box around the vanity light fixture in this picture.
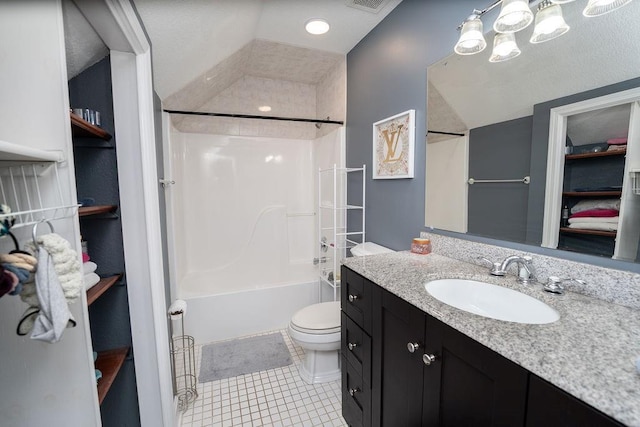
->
[583,0,633,17]
[258,105,272,112]
[454,15,487,55]
[530,0,570,43]
[455,0,630,62]
[489,32,522,62]
[494,0,534,33]
[305,18,330,35]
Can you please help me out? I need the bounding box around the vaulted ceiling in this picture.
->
[131,0,403,99]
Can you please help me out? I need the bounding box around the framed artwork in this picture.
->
[372,109,415,179]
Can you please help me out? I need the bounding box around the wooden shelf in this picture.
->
[565,149,626,160]
[95,347,129,405]
[562,191,622,197]
[79,205,117,217]
[70,112,112,141]
[87,274,123,306]
[559,227,617,237]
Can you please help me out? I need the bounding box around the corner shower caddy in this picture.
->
[317,164,365,301]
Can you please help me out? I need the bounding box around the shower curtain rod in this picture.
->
[427,130,465,137]
[164,109,344,125]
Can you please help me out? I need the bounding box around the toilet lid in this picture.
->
[290,301,341,334]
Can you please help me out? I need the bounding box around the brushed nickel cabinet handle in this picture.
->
[423,353,436,366]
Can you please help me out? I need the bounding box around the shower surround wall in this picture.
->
[170,129,345,343]
[165,52,346,343]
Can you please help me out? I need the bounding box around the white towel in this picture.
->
[568,222,618,231]
[83,261,97,275]
[568,216,619,224]
[84,272,101,290]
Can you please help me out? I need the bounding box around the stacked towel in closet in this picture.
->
[606,137,627,153]
[83,261,100,290]
[568,199,619,232]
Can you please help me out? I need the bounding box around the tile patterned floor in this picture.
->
[180,330,348,427]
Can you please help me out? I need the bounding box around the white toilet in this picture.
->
[288,241,394,384]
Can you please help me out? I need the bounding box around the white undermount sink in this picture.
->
[425,279,559,324]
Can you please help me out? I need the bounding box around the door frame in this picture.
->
[75,1,174,425]
[542,86,640,250]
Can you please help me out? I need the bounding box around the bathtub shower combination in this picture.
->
[168,128,345,344]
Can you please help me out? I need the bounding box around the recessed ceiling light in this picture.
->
[258,105,272,112]
[305,18,330,35]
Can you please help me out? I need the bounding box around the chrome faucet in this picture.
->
[480,255,536,285]
[544,276,586,294]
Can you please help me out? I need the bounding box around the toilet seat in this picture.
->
[290,301,340,335]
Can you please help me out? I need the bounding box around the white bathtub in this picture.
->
[180,263,319,343]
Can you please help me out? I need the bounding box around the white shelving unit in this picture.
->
[317,164,366,301]
[0,140,77,229]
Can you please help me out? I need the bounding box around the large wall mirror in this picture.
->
[426,0,640,263]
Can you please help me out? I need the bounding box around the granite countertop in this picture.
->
[343,251,640,427]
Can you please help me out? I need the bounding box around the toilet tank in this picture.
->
[350,242,394,257]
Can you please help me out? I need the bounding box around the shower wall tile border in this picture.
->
[420,232,640,310]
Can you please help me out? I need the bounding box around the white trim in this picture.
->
[542,86,640,248]
[77,1,175,425]
[104,0,150,54]
[162,112,180,301]
[135,50,176,426]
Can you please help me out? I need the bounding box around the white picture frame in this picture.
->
[372,109,415,179]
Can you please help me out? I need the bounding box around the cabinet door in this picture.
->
[373,288,426,427]
[342,266,373,334]
[422,316,528,427]
[526,375,624,427]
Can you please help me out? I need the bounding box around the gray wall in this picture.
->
[346,0,477,250]
[468,116,532,242]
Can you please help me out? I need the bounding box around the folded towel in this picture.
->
[84,272,101,290]
[568,222,618,231]
[607,137,627,145]
[568,216,619,224]
[570,208,619,218]
[82,261,97,275]
[0,253,37,271]
[571,199,620,214]
[607,145,626,152]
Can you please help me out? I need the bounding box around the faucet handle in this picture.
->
[478,257,505,276]
[544,276,586,294]
[544,276,564,294]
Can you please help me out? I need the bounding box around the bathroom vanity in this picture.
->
[340,253,640,427]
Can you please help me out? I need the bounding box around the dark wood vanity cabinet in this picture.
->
[526,375,624,427]
[341,266,625,427]
[341,266,375,427]
[374,284,528,427]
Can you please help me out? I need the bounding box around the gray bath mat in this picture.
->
[199,333,292,383]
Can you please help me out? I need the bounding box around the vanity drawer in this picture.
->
[341,266,373,333]
[342,356,371,427]
[342,312,372,385]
